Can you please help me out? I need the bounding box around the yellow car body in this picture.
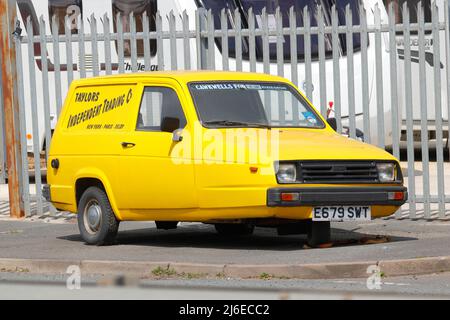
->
[45,71,407,225]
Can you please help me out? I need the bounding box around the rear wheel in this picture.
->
[307,221,331,247]
[214,223,254,236]
[78,186,119,245]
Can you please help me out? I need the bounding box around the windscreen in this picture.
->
[196,0,362,61]
[189,82,325,128]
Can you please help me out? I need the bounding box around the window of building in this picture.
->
[112,0,157,57]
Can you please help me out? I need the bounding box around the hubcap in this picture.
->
[84,200,102,234]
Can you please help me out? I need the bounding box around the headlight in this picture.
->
[377,163,396,182]
[276,163,297,183]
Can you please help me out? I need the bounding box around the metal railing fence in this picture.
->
[2,1,450,219]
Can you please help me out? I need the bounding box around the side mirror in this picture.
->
[161,117,180,133]
[326,117,338,132]
[172,128,183,142]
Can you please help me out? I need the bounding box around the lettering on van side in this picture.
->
[75,92,100,103]
[67,89,133,129]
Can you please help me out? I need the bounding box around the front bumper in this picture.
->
[267,186,408,207]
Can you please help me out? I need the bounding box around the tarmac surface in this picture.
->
[0,218,449,266]
[1,271,450,299]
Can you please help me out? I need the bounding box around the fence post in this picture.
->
[0,58,5,184]
[196,8,208,70]
[0,0,25,218]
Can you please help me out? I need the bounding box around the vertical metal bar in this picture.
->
[64,15,74,86]
[418,2,431,218]
[262,7,270,75]
[318,5,327,117]
[142,13,150,72]
[432,2,446,217]
[289,6,299,124]
[0,66,4,184]
[289,7,298,85]
[387,1,401,218]
[249,8,256,73]
[262,8,271,120]
[52,15,62,117]
[360,3,370,144]
[169,10,178,71]
[130,13,138,72]
[182,11,191,70]
[156,11,164,71]
[220,9,229,71]
[78,16,86,77]
[104,13,112,75]
[14,22,30,217]
[304,6,313,101]
[196,8,207,70]
[116,12,125,74]
[40,16,51,162]
[403,2,416,218]
[235,8,242,71]
[26,18,43,216]
[332,5,342,133]
[0,0,25,218]
[276,7,285,124]
[346,5,356,139]
[90,14,99,76]
[276,7,284,78]
[388,1,400,160]
[374,4,385,149]
[445,0,450,214]
[207,9,216,70]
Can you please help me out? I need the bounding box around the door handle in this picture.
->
[121,142,136,148]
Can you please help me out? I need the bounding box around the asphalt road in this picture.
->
[1,271,450,299]
[0,218,449,265]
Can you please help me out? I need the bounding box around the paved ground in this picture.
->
[0,218,449,265]
[1,271,450,299]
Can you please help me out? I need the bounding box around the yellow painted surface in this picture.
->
[48,71,404,222]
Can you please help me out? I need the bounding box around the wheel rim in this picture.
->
[83,199,102,235]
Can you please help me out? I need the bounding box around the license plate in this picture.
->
[312,206,371,221]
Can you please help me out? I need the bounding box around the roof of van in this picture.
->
[70,71,291,86]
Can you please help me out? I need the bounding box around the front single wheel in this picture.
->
[78,187,119,245]
[307,221,331,247]
[214,223,254,236]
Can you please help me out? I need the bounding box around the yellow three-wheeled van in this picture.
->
[44,71,407,247]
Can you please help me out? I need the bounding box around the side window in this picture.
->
[48,0,83,35]
[137,87,187,131]
[112,0,157,57]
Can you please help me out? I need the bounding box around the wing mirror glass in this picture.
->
[326,117,338,132]
[161,116,180,133]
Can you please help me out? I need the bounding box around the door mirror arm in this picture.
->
[172,129,183,142]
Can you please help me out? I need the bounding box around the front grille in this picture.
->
[297,161,379,184]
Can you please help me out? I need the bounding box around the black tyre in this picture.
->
[214,223,254,236]
[77,186,119,245]
[307,221,331,247]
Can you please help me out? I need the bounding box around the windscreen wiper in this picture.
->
[204,120,270,128]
